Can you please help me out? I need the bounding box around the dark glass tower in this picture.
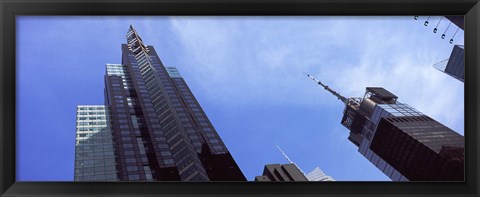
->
[100,25,246,181]
[433,45,464,82]
[306,74,464,181]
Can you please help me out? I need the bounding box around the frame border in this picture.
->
[1,0,479,196]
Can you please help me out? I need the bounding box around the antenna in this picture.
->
[276,145,294,164]
[304,72,348,104]
[276,145,306,175]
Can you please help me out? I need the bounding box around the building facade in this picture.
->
[255,164,309,181]
[339,87,464,181]
[433,45,464,82]
[272,145,335,182]
[74,105,118,181]
[306,167,335,181]
[306,74,464,181]
[75,26,246,181]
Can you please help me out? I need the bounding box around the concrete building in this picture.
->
[255,164,308,181]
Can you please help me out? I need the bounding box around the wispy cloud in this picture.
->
[169,16,464,133]
[17,16,464,181]
[325,18,464,134]
[169,17,363,106]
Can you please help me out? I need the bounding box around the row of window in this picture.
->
[75,144,114,150]
[77,122,107,126]
[75,173,118,181]
[78,116,106,120]
[77,111,106,115]
[75,151,115,157]
[78,107,105,110]
[76,140,114,146]
[77,127,108,131]
[75,165,117,172]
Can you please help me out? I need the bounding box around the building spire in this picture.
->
[126,25,149,55]
[276,145,305,175]
[304,72,348,104]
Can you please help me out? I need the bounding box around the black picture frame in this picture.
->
[1,0,479,196]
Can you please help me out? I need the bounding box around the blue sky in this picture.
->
[17,16,464,181]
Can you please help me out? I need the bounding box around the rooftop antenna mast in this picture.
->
[303,72,348,104]
[276,145,305,175]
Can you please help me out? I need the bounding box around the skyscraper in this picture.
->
[433,45,464,82]
[74,105,118,181]
[74,25,246,181]
[306,74,464,181]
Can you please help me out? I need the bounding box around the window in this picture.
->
[164,159,174,165]
[213,145,223,150]
[127,166,138,171]
[206,133,215,138]
[160,151,172,156]
[128,174,140,180]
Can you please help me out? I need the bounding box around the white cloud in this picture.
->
[169,16,464,134]
[326,19,464,134]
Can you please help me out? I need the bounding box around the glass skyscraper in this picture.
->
[74,105,118,181]
[340,87,464,181]
[306,74,464,181]
[433,45,464,82]
[74,26,246,181]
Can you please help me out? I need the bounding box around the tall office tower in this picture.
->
[306,167,335,181]
[433,45,464,82]
[255,164,309,181]
[306,74,464,181]
[102,25,246,181]
[74,105,118,181]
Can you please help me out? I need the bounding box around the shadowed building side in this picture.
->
[102,25,246,181]
[255,164,308,181]
[433,45,464,82]
[75,25,246,181]
[305,74,464,181]
[371,116,464,181]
